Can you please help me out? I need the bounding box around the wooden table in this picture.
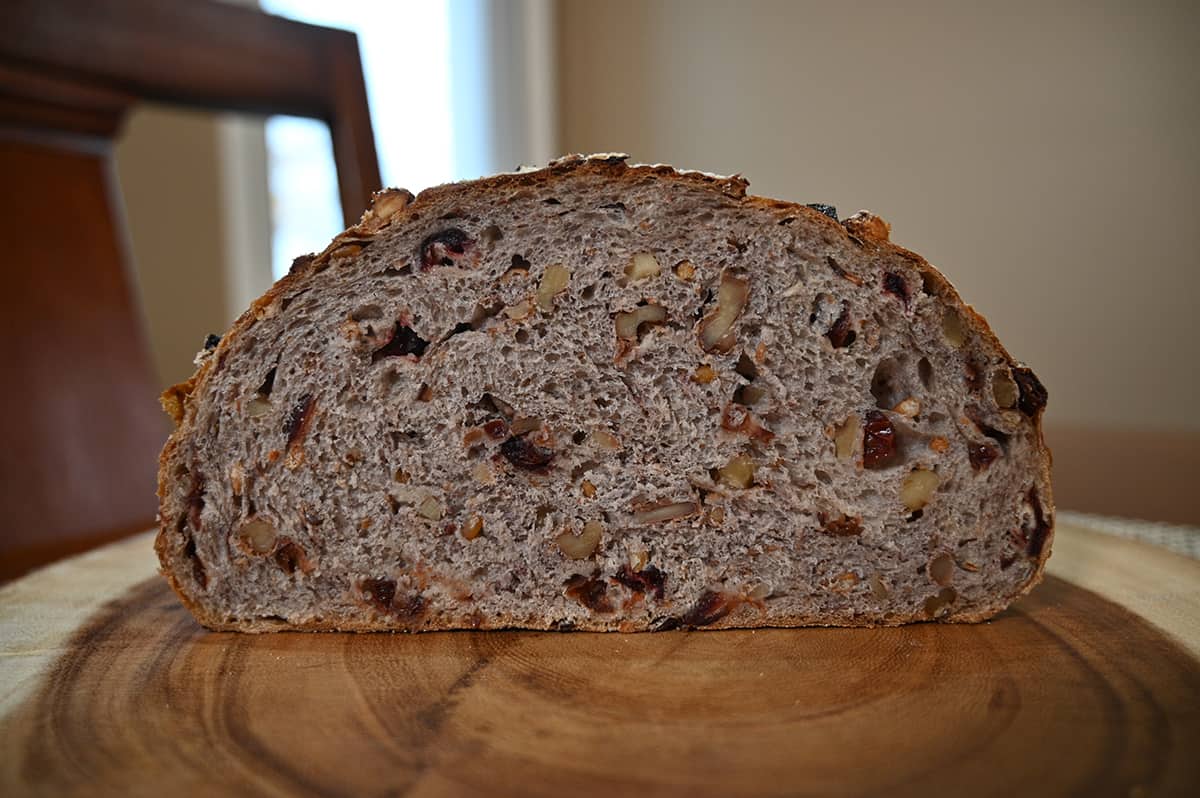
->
[2,521,1198,797]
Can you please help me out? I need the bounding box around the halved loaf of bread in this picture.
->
[156,154,1053,632]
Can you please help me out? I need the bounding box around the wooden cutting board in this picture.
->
[2,522,1198,797]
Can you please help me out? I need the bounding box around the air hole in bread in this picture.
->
[735,352,758,381]
[257,366,277,397]
[371,323,429,363]
[350,304,383,322]
[183,534,207,589]
[479,225,503,246]
[918,357,934,391]
[870,357,908,410]
[443,322,474,342]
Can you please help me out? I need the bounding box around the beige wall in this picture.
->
[116,107,231,389]
[115,107,271,390]
[558,0,1200,433]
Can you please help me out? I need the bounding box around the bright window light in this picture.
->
[262,0,488,279]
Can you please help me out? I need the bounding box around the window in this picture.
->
[262,0,491,279]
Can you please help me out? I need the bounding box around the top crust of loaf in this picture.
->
[155,154,1053,630]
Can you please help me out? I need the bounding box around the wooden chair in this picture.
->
[0,0,381,579]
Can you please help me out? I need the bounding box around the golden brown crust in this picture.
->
[156,153,1054,630]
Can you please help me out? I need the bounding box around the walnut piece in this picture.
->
[238,518,277,554]
[720,404,774,443]
[417,495,444,521]
[625,252,662,281]
[923,586,958,618]
[893,397,920,418]
[900,468,940,511]
[615,303,667,340]
[673,260,696,281]
[930,553,955,586]
[461,515,484,540]
[537,264,570,312]
[698,271,750,353]
[633,501,700,524]
[589,429,622,450]
[692,364,717,384]
[717,455,755,489]
[556,520,603,559]
[247,395,272,418]
[834,415,860,459]
[472,461,494,484]
[504,298,535,321]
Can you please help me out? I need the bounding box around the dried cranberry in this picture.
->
[419,228,472,269]
[392,592,426,620]
[273,538,310,575]
[284,395,315,450]
[371,323,429,362]
[827,304,857,349]
[819,513,864,536]
[681,591,735,627]
[1026,488,1052,557]
[1011,366,1048,417]
[968,442,1000,471]
[500,436,555,470]
[361,577,397,612]
[564,574,614,613]
[882,272,909,306]
[482,419,510,440]
[862,410,898,469]
[614,564,667,600]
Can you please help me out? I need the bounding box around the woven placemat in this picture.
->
[1059,510,1200,559]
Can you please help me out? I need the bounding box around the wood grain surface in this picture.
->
[2,525,1199,797]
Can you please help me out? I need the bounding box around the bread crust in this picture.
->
[156,154,1053,631]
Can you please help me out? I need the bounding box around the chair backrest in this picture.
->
[0,0,381,578]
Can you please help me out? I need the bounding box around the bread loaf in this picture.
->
[156,154,1053,632]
